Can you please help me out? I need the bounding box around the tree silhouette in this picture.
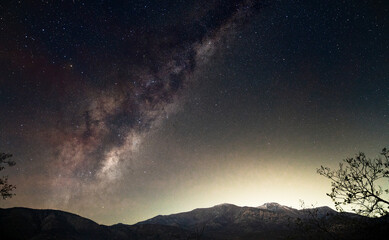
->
[317,148,389,217]
[0,153,16,200]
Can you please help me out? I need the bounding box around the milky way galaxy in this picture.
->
[1,0,261,212]
[49,0,260,200]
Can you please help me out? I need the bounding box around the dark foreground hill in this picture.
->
[1,203,387,240]
[0,207,194,240]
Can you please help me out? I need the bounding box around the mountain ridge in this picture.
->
[1,202,387,239]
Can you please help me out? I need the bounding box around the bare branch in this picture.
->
[0,152,16,199]
[317,148,389,217]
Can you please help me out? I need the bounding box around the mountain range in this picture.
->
[1,203,387,239]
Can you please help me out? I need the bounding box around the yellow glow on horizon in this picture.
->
[140,154,337,222]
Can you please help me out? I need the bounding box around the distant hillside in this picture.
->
[137,202,387,239]
[0,207,193,240]
[138,203,296,237]
[1,203,387,240]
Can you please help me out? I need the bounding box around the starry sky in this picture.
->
[0,0,388,225]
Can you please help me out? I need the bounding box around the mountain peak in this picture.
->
[258,202,284,210]
[213,203,237,208]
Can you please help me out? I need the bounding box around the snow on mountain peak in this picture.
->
[258,202,285,211]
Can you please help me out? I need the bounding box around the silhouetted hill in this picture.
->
[1,203,387,240]
[138,203,387,239]
[0,207,193,240]
[138,203,296,238]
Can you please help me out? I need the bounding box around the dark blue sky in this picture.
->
[0,0,388,224]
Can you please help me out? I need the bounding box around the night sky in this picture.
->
[0,0,388,225]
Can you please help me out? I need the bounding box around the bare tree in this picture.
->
[317,148,389,217]
[0,153,16,199]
